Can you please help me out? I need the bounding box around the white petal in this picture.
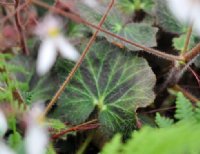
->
[0,142,15,154]
[56,35,80,62]
[27,102,45,125]
[167,0,200,24]
[81,0,99,8]
[167,0,191,23]
[36,38,57,76]
[0,110,7,137]
[25,125,49,154]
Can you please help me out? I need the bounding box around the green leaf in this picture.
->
[173,34,195,52]
[78,5,158,51]
[47,119,66,132]
[116,0,154,14]
[47,144,56,154]
[155,0,184,34]
[22,75,56,105]
[101,122,200,154]
[155,113,173,128]
[101,134,122,154]
[8,132,23,150]
[53,40,156,134]
[116,0,135,14]
[111,23,158,51]
[175,92,194,121]
[67,22,89,37]
[194,103,200,121]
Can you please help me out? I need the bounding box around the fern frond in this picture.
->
[155,113,174,128]
[102,122,200,154]
[175,92,194,121]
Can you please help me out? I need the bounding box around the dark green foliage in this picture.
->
[22,75,56,105]
[173,34,195,52]
[10,54,58,105]
[52,40,156,135]
[78,4,158,51]
[116,0,154,14]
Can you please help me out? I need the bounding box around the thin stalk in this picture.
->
[188,66,200,87]
[1,0,32,24]
[183,43,200,62]
[76,132,94,154]
[182,25,193,53]
[173,85,200,103]
[143,106,176,114]
[42,0,115,116]
[14,0,29,55]
[0,87,5,91]
[51,119,98,139]
[32,0,183,62]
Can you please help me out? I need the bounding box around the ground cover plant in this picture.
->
[0,0,200,154]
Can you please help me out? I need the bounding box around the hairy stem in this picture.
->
[51,119,98,139]
[14,0,29,55]
[76,132,94,154]
[182,25,193,53]
[183,43,200,62]
[173,85,199,103]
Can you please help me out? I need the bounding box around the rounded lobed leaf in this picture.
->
[53,41,156,134]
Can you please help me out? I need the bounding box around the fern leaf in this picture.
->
[102,122,200,154]
[175,92,194,121]
[155,113,174,128]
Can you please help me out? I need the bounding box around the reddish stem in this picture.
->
[14,0,29,55]
[51,120,99,140]
[184,43,200,62]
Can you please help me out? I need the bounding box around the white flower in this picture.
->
[25,125,48,154]
[167,0,200,35]
[0,142,16,154]
[0,110,7,137]
[35,14,80,76]
[24,104,49,154]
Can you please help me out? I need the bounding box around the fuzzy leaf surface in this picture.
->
[78,4,158,51]
[53,41,156,134]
